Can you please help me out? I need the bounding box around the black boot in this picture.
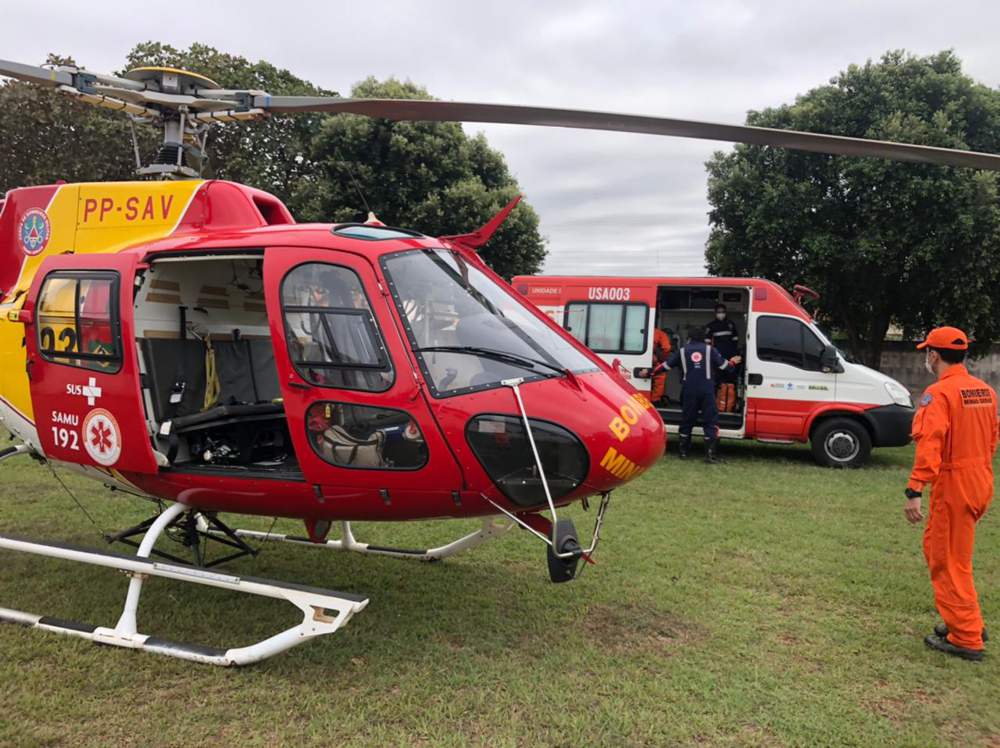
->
[678,435,691,459]
[934,622,989,643]
[924,634,984,661]
[704,438,723,464]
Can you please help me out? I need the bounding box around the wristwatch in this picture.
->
[904,488,922,500]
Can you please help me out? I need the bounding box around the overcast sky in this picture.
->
[4,0,1000,275]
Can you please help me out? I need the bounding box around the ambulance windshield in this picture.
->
[381,249,596,396]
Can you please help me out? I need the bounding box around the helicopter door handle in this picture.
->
[288,381,312,391]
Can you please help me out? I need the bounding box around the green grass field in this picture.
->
[0,439,997,747]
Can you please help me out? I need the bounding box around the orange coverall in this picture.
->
[908,364,999,650]
[650,329,671,403]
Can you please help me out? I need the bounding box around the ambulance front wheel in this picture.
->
[810,418,871,468]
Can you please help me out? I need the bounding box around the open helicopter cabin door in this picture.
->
[264,247,463,510]
[21,253,159,474]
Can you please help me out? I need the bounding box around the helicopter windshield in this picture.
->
[381,249,597,396]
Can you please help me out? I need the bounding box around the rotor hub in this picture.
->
[123,66,220,95]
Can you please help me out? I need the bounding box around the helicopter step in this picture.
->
[197,516,514,562]
[0,502,368,666]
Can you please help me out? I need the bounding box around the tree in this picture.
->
[1,46,546,278]
[289,77,546,279]
[704,50,1000,366]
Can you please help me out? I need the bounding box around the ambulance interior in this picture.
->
[655,285,748,431]
[132,255,301,476]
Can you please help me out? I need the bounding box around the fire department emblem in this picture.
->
[18,208,51,256]
[82,408,122,466]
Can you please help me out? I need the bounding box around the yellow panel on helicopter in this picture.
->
[0,180,203,425]
[8,181,203,300]
[75,182,201,238]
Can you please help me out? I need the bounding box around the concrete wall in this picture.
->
[877,343,1000,398]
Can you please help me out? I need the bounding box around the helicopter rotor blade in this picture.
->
[4,56,1000,172]
[253,96,1000,172]
[0,59,74,88]
[0,60,148,93]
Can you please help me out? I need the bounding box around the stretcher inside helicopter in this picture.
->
[134,255,298,474]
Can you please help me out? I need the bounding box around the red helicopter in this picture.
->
[0,59,997,666]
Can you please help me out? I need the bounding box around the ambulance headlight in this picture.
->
[466,415,588,508]
[884,381,913,408]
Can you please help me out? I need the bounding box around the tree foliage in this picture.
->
[288,77,545,279]
[0,45,545,278]
[705,50,1000,365]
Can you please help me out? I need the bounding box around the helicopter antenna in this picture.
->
[336,152,372,217]
[127,118,143,172]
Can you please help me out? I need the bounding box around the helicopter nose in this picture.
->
[462,374,664,507]
[582,383,665,492]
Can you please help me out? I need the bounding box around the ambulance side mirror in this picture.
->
[820,345,844,374]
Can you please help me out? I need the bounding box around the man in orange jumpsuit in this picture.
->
[650,327,672,405]
[905,327,999,661]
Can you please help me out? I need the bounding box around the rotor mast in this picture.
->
[0,61,268,179]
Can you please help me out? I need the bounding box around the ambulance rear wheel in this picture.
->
[811,418,871,468]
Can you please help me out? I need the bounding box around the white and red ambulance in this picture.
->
[512,275,914,466]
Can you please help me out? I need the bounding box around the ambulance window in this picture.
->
[801,327,826,371]
[564,305,587,344]
[37,271,121,373]
[623,306,647,350]
[588,305,623,349]
[756,316,827,371]
[281,263,393,391]
[563,302,647,354]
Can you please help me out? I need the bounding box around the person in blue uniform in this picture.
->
[640,328,741,462]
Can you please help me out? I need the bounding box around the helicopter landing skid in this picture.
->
[197,516,514,562]
[0,502,368,666]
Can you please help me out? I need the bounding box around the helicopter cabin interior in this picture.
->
[133,254,301,476]
[655,285,748,431]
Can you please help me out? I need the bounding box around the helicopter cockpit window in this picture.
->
[281,263,393,391]
[305,401,428,470]
[381,249,597,397]
[37,271,121,373]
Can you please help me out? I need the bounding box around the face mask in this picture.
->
[924,354,936,376]
[715,312,725,321]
